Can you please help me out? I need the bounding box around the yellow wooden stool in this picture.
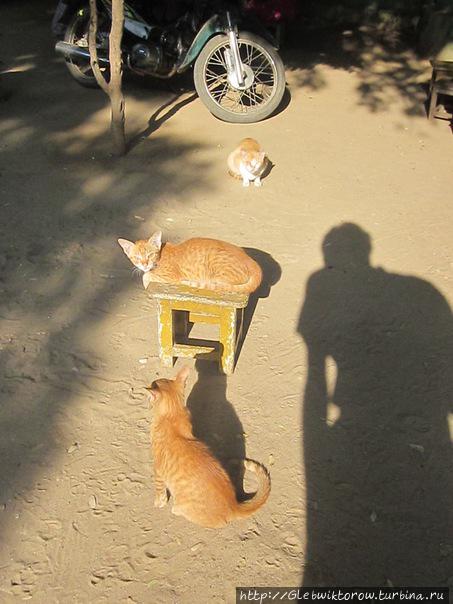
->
[147,283,249,375]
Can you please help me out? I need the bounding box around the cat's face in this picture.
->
[118,231,162,272]
[242,150,266,175]
[146,366,190,411]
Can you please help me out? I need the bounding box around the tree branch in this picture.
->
[88,0,110,94]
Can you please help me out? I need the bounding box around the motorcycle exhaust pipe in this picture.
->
[55,41,110,66]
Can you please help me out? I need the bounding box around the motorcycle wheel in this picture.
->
[193,31,286,123]
[63,6,108,88]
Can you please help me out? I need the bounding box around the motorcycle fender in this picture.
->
[176,14,226,72]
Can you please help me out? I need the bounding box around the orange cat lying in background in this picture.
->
[118,231,262,293]
[146,366,271,528]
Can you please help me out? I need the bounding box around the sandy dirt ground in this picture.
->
[1,2,453,603]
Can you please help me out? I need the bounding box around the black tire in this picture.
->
[63,6,108,88]
[193,31,286,123]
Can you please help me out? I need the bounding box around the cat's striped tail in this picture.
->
[230,267,262,294]
[181,268,262,294]
[235,459,271,518]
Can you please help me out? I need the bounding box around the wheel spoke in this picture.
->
[252,56,270,74]
[243,86,260,105]
[240,43,257,66]
[217,87,242,112]
[206,79,228,90]
[209,50,227,68]
[256,84,272,101]
[204,39,278,114]
[244,44,253,65]
[208,79,228,90]
[208,57,226,68]
[211,82,230,99]
[238,91,248,112]
[205,67,223,81]
[254,66,274,80]
[248,45,257,64]
[254,75,274,84]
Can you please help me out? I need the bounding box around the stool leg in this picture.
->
[429,87,438,120]
[157,300,174,367]
[237,307,245,346]
[219,307,237,375]
[429,68,436,95]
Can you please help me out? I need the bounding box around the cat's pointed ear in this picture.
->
[176,365,190,388]
[148,231,162,250]
[118,238,134,257]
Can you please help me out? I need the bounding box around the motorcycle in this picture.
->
[53,0,286,123]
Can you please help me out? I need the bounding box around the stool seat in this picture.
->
[147,283,249,374]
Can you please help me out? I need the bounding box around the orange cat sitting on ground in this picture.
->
[227,137,268,187]
[118,231,262,293]
[146,366,271,528]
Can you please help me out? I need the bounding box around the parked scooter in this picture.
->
[53,0,286,123]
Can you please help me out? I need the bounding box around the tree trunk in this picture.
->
[110,90,126,156]
[89,0,126,155]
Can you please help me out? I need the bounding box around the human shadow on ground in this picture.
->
[298,223,453,587]
[186,359,247,499]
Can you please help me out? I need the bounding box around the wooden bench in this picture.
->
[147,283,249,375]
[429,59,453,120]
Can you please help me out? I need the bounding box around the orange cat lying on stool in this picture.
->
[146,366,271,528]
[118,230,262,292]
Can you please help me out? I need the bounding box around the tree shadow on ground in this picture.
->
[127,92,198,152]
[283,14,432,117]
[0,0,214,545]
[297,223,453,586]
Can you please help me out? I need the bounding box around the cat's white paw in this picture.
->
[154,490,168,508]
[242,179,250,187]
[254,177,262,187]
[143,271,151,289]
